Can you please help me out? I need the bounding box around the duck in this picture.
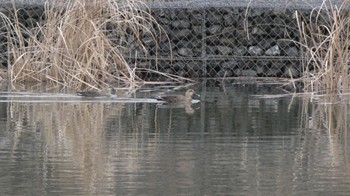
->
[155,89,199,103]
[77,87,116,97]
[276,80,304,93]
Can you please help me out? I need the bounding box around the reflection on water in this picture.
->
[0,81,350,195]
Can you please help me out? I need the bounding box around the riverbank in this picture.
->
[0,0,349,93]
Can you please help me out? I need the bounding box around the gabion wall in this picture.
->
[127,5,304,80]
[0,2,333,80]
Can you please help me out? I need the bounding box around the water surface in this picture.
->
[0,81,349,195]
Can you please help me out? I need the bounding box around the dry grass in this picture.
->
[0,0,188,91]
[296,0,350,94]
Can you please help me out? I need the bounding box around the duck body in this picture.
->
[77,88,116,97]
[276,80,304,93]
[155,89,198,103]
[77,91,108,97]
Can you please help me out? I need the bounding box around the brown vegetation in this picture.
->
[0,0,191,91]
[296,1,350,94]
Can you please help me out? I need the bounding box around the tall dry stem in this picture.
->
[0,0,167,90]
[297,0,350,94]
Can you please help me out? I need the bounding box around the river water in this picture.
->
[0,80,349,195]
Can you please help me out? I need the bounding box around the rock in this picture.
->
[248,46,263,56]
[172,29,191,39]
[207,25,223,35]
[221,61,238,69]
[206,46,218,55]
[190,13,202,26]
[223,14,237,26]
[256,65,265,75]
[265,45,280,56]
[284,47,299,56]
[266,68,281,77]
[277,39,293,48]
[188,69,203,78]
[284,66,300,77]
[193,48,202,56]
[171,20,191,29]
[137,61,151,68]
[236,29,248,38]
[206,36,221,45]
[143,36,156,47]
[221,27,235,37]
[270,27,286,38]
[192,26,202,35]
[239,36,258,46]
[187,62,202,71]
[217,69,233,77]
[157,34,168,44]
[258,38,275,50]
[258,60,270,66]
[233,69,241,76]
[232,46,248,56]
[251,27,267,35]
[192,39,202,48]
[172,62,187,70]
[249,9,264,17]
[273,17,286,25]
[164,68,174,74]
[241,69,257,77]
[217,46,232,55]
[220,37,235,46]
[176,40,191,48]
[169,10,187,20]
[158,17,170,25]
[177,48,193,57]
[159,43,171,55]
[161,25,172,35]
[157,10,166,18]
[177,70,187,77]
[236,59,253,69]
[254,16,268,24]
[207,12,223,24]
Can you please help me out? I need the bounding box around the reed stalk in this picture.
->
[296,0,350,94]
[0,0,178,90]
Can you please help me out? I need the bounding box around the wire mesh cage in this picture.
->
[124,2,311,81]
[0,0,346,82]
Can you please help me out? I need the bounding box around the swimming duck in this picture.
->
[155,89,199,103]
[276,80,304,93]
[77,87,116,97]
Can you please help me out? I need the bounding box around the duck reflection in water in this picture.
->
[155,89,200,114]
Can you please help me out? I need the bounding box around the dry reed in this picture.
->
[296,0,350,94]
[0,0,184,90]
